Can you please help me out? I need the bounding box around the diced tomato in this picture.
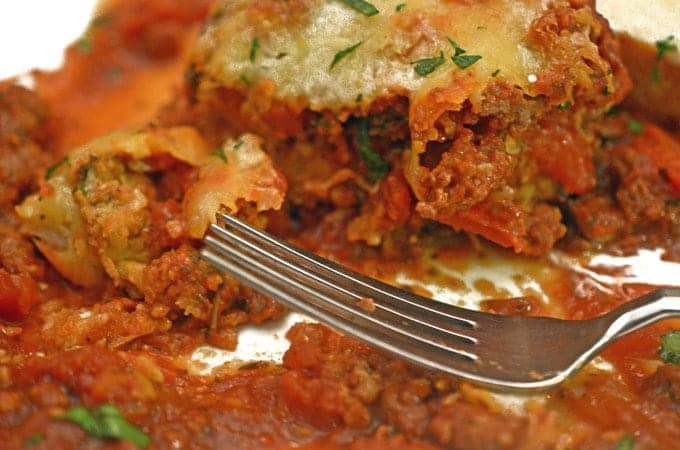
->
[382,172,412,224]
[631,124,680,194]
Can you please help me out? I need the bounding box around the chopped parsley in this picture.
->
[627,119,644,135]
[62,404,149,448]
[356,118,389,181]
[76,37,93,54]
[396,3,406,11]
[614,434,634,450]
[557,102,571,111]
[413,51,445,76]
[447,37,482,69]
[605,105,622,117]
[452,54,482,69]
[23,433,44,447]
[660,330,680,364]
[330,41,363,69]
[45,157,69,180]
[603,85,611,96]
[213,147,228,162]
[239,74,251,86]
[652,35,677,82]
[491,68,500,77]
[233,139,244,150]
[341,0,379,17]
[249,37,260,62]
[355,93,364,103]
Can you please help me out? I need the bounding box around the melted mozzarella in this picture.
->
[195,0,547,109]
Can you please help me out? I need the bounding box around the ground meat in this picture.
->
[0,84,50,210]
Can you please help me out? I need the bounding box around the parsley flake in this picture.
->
[605,105,621,117]
[660,330,680,364]
[413,51,445,76]
[614,434,634,450]
[76,37,93,55]
[239,74,251,86]
[557,102,571,111]
[330,41,363,69]
[45,157,69,180]
[447,37,482,69]
[23,433,44,447]
[213,147,228,162]
[396,3,406,11]
[652,35,677,82]
[62,404,149,449]
[233,140,244,150]
[452,54,482,69]
[491,69,500,77]
[249,37,260,62]
[356,118,390,182]
[341,0,379,17]
[627,119,644,135]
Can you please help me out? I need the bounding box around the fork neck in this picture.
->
[600,287,680,339]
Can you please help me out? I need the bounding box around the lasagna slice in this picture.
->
[185,0,631,254]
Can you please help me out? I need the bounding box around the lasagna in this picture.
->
[184,0,631,254]
[2,0,680,449]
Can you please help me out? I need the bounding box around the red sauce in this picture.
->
[1,1,680,449]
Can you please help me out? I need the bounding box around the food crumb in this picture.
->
[356,297,376,312]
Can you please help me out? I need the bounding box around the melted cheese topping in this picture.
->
[195,0,547,109]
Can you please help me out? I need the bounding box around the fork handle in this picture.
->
[602,288,680,339]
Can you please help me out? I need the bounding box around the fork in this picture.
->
[201,213,680,391]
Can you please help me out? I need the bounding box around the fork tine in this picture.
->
[201,241,486,377]
[217,213,482,327]
[207,219,479,344]
[203,231,478,358]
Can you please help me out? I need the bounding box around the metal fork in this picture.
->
[201,213,680,391]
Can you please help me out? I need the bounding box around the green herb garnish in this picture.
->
[233,140,244,150]
[605,105,621,117]
[76,37,93,55]
[356,118,389,181]
[341,0,379,16]
[557,102,571,111]
[62,404,149,448]
[628,119,644,134]
[239,74,251,86]
[652,35,677,82]
[413,51,445,76]
[355,93,363,103]
[447,37,482,69]
[213,147,228,162]
[249,37,260,62]
[45,157,69,180]
[64,406,100,436]
[614,434,634,450]
[660,330,680,364]
[330,41,363,69]
[396,3,406,11]
[491,69,500,77]
[452,54,482,69]
[23,433,44,447]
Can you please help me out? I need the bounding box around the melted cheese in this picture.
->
[195,0,547,109]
